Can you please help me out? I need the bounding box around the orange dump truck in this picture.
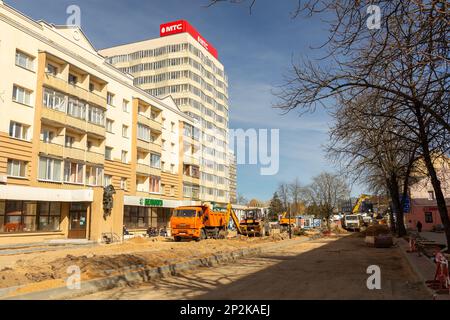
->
[170,204,240,241]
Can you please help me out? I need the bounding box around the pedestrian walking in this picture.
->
[416,220,423,233]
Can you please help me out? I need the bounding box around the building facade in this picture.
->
[405,163,450,232]
[0,1,201,244]
[99,20,231,206]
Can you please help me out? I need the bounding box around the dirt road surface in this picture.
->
[76,234,430,300]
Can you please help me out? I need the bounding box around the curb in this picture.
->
[2,234,324,300]
[397,238,436,299]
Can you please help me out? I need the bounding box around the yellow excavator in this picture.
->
[279,211,296,230]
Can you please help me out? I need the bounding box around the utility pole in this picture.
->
[288,205,292,239]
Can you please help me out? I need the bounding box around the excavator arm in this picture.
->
[227,204,243,235]
[352,194,371,214]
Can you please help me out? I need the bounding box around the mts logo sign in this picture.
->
[161,23,183,34]
[160,20,219,60]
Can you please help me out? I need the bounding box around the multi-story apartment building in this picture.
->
[99,20,231,206]
[0,1,199,244]
[228,151,237,204]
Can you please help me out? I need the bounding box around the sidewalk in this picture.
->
[398,238,450,300]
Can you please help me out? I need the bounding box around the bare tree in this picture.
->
[304,172,350,229]
[277,182,290,212]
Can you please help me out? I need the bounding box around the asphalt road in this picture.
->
[75,234,430,300]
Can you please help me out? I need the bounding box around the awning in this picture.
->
[0,185,93,202]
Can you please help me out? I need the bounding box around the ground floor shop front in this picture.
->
[0,185,200,245]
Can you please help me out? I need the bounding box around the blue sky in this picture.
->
[6,0,362,200]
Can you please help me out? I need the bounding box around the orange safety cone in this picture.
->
[407,237,417,253]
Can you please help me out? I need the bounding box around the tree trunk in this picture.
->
[391,173,407,237]
[416,105,450,252]
[386,178,398,234]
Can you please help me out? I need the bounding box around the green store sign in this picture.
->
[139,198,163,207]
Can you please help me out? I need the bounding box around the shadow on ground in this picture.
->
[83,235,431,300]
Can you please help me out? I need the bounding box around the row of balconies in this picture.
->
[41,107,105,137]
[39,141,104,164]
[43,72,107,108]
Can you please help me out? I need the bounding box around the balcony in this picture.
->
[64,146,85,161]
[39,141,63,157]
[184,155,200,166]
[136,163,161,176]
[183,175,200,185]
[137,114,162,132]
[86,122,106,137]
[43,74,107,107]
[86,150,104,164]
[41,108,106,138]
[137,139,161,153]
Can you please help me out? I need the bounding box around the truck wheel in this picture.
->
[174,236,181,242]
[196,229,207,241]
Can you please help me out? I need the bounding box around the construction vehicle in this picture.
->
[279,211,296,231]
[170,203,242,241]
[239,208,269,237]
[343,214,365,231]
[342,194,372,230]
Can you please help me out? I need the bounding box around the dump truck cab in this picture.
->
[170,206,206,241]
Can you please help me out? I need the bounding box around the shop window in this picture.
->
[38,202,61,231]
[425,212,433,223]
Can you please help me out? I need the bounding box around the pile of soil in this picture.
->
[362,225,391,237]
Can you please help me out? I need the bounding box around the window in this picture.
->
[38,157,62,182]
[64,161,84,184]
[41,129,55,143]
[428,191,435,201]
[122,125,129,138]
[46,63,58,76]
[121,150,128,163]
[106,119,114,133]
[43,88,66,112]
[88,105,105,126]
[425,212,433,223]
[104,174,112,187]
[151,110,158,120]
[171,122,175,132]
[65,135,75,148]
[9,122,29,140]
[120,178,127,190]
[2,201,36,233]
[89,83,95,92]
[86,166,103,186]
[107,92,115,106]
[67,98,86,120]
[150,153,161,169]
[105,147,113,160]
[13,85,32,105]
[15,50,34,70]
[37,202,61,231]
[7,159,27,178]
[137,123,150,141]
[122,99,129,112]
[149,176,161,193]
[68,73,78,85]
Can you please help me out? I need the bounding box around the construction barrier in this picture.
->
[426,251,450,294]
